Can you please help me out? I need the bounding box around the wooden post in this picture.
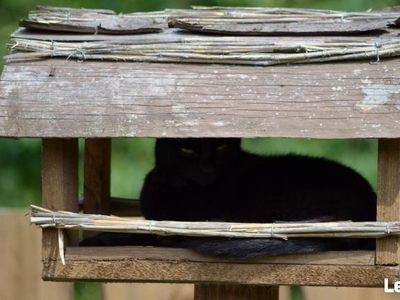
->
[41,138,79,265]
[83,138,111,237]
[83,138,111,214]
[194,285,279,300]
[376,139,400,265]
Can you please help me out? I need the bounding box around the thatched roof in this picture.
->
[6,6,400,66]
[1,6,400,138]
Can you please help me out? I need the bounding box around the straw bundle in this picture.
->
[30,205,400,240]
[7,28,400,65]
[171,7,399,35]
[19,5,167,34]
[19,6,400,35]
[5,6,400,65]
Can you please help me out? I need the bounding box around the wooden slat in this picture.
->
[173,19,390,35]
[35,5,115,15]
[0,209,73,300]
[66,247,376,265]
[42,138,79,265]
[19,6,166,34]
[42,247,399,286]
[19,18,167,34]
[194,285,278,300]
[106,197,141,217]
[17,6,399,36]
[1,59,399,139]
[376,139,400,265]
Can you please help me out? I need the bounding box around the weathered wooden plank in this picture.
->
[1,59,399,138]
[376,139,400,265]
[67,247,376,266]
[35,5,115,15]
[19,18,167,34]
[42,138,79,267]
[173,19,390,35]
[20,6,166,34]
[18,6,400,37]
[42,247,399,286]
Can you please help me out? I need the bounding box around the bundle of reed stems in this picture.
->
[7,29,400,65]
[30,205,400,240]
[5,6,400,65]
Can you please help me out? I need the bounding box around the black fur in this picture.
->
[81,138,376,258]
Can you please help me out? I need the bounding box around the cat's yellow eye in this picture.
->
[216,143,228,152]
[180,147,194,156]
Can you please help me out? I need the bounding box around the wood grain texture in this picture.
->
[1,59,399,138]
[194,284,279,300]
[83,138,111,238]
[42,138,79,265]
[83,139,111,214]
[42,247,400,286]
[66,247,376,266]
[376,139,400,265]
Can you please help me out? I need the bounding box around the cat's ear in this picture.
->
[226,138,242,152]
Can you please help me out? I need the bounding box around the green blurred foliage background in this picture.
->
[0,1,397,299]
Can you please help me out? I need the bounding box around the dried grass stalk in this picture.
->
[6,29,400,65]
[30,205,400,240]
[6,6,400,65]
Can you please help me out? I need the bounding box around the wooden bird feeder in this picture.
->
[1,5,400,300]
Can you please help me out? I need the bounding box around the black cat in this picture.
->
[81,138,376,258]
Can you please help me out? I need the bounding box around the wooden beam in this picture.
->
[83,139,111,214]
[41,247,400,286]
[83,138,111,238]
[194,285,279,300]
[376,139,400,265]
[79,197,141,217]
[41,138,79,265]
[66,247,376,266]
[1,59,400,139]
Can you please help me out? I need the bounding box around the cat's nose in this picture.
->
[201,166,214,174]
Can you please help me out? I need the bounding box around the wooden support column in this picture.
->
[83,138,111,237]
[41,138,79,265]
[376,139,400,266]
[194,285,279,300]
